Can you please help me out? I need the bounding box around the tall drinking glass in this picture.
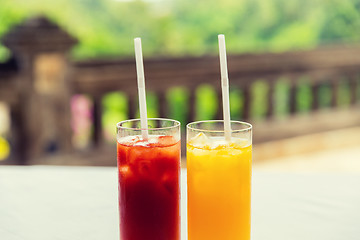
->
[116,118,181,240]
[187,120,252,240]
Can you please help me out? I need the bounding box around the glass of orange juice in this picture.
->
[187,120,252,240]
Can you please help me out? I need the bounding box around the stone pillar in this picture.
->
[2,16,78,164]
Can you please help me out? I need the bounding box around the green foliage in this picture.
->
[0,47,10,63]
[319,0,360,43]
[135,92,159,118]
[274,78,290,117]
[337,79,351,107]
[0,0,26,61]
[296,77,312,113]
[102,91,160,141]
[166,87,188,128]
[1,0,360,60]
[250,80,269,119]
[195,85,218,121]
[229,88,244,120]
[318,83,332,108]
[102,92,128,141]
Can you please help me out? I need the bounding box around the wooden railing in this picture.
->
[72,45,360,149]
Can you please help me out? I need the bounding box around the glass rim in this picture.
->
[186,120,252,133]
[116,118,181,131]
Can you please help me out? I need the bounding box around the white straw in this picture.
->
[218,34,232,141]
[134,37,149,140]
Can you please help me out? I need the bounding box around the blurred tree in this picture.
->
[320,0,360,43]
[0,0,26,61]
[1,0,360,60]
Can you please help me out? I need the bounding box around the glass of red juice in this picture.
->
[116,118,181,240]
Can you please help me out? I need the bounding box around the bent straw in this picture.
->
[218,34,232,141]
[134,37,149,140]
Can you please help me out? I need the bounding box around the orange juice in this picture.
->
[187,134,252,240]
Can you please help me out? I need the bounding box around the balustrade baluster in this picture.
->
[216,88,223,120]
[349,75,358,105]
[158,91,167,118]
[331,80,338,108]
[289,78,297,114]
[243,84,251,120]
[267,79,275,118]
[187,87,196,123]
[127,94,136,120]
[10,107,27,165]
[93,94,103,147]
[311,83,319,111]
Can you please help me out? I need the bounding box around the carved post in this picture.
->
[2,16,78,164]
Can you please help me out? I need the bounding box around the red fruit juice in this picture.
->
[117,135,180,240]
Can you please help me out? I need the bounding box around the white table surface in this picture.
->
[0,166,359,240]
